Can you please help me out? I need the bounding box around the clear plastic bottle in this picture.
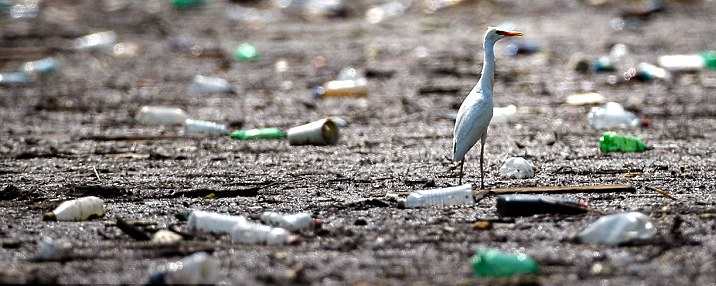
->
[72,31,117,50]
[184,119,229,137]
[578,212,656,245]
[0,72,30,86]
[21,57,57,78]
[586,102,644,129]
[188,75,234,95]
[498,157,534,179]
[135,106,190,126]
[259,211,317,232]
[42,196,105,221]
[231,220,291,245]
[403,184,474,208]
[147,252,221,285]
[186,210,248,235]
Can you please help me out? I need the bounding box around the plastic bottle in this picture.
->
[657,51,716,72]
[7,0,39,19]
[186,210,248,234]
[498,157,534,179]
[184,119,229,137]
[0,72,30,86]
[229,128,286,140]
[260,211,320,232]
[578,212,656,245]
[170,0,206,10]
[599,131,649,153]
[490,105,518,125]
[231,220,292,245]
[21,57,57,78]
[403,184,474,208]
[72,31,117,50]
[234,43,260,61]
[472,248,539,277]
[188,75,234,95]
[135,106,190,126]
[147,252,221,285]
[496,194,588,217]
[592,56,616,72]
[313,78,368,98]
[633,62,670,81]
[42,196,105,221]
[587,102,645,129]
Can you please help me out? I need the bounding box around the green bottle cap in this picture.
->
[234,43,260,61]
[229,127,285,140]
[700,51,716,70]
[170,0,206,9]
[472,248,539,277]
[599,131,647,153]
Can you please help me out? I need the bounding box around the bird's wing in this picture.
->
[452,92,493,161]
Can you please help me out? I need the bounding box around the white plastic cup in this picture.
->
[287,118,339,145]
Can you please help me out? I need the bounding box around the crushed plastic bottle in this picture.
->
[472,248,539,277]
[188,75,234,95]
[599,131,650,153]
[135,106,190,126]
[578,212,656,245]
[20,57,57,78]
[496,194,588,217]
[498,157,535,179]
[0,72,30,86]
[234,43,260,61]
[72,31,118,50]
[184,119,229,137]
[657,51,716,72]
[42,196,105,221]
[231,220,293,245]
[587,102,646,129]
[147,252,221,285]
[403,184,474,208]
[34,237,73,262]
[186,210,248,234]
[229,127,286,140]
[490,105,518,125]
[260,211,320,232]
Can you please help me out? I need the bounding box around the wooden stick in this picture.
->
[490,184,636,194]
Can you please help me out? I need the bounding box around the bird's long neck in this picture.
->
[478,39,497,96]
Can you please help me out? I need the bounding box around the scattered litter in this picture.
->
[20,57,57,79]
[402,184,474,208]
[496,194,588,217]
[578,212,656,245]
[599,131,650,153]
[365,0,411,24]
[186,210,248,235]
[260,211,321,232]
[231,220,298,245]
[587,102,646,129]
[72,31,117,50]
[42,196,105,221]
[147,252,221,285]
[287,118,340,145]
[658,51,716,72]
[229,127,286,140]
[184,119,229,137]
[314,68,368,98]
[135,106,190,126]
[490,105,518,125]
[188,75,234,95]
[234,43,260,61]
[498,157,535,179]
[472,248,539,277]
[0,72,29,86]
[170,0,207,10]
[34,237,73,261]
[565,92,606,106]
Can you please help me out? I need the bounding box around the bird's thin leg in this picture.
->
[480,142,485,190]
[458,159,464,185]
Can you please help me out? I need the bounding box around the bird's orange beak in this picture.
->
[497,30,523,37]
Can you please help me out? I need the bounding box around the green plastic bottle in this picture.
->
[170,0,206,9]
[472,248,539,277]
[700,51,716,70]
[229,128,285,140]
[599,131,648,153]
[234,43,260,61]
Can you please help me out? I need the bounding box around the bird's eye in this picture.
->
[495,30,506,35]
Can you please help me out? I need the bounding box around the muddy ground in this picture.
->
[2,0,716,285]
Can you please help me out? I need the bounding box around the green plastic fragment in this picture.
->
[472,248,539,277]
[599,131,648,153]
[234,43,260,61]
[170,0,206,10]
[229,128,285,140]
[700,51,716,70]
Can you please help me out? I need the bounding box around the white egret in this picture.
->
[453,26,523,189]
